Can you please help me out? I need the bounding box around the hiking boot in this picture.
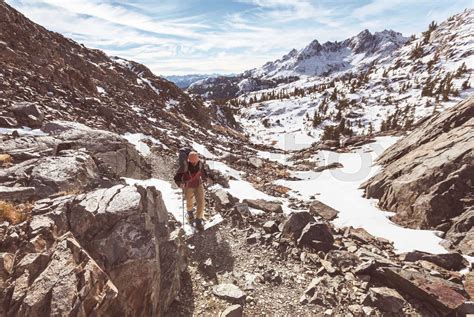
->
[186,210,195,223]
[195,218,204,231]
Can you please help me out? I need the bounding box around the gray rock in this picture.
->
[262,221,279,234]
[0,116,18,128]
[220,304,243,317]
[29,151,100,198]
[248,157,264,168]
[7,233,117,316]
[212,189,236,209]
[212,284,246,302]
[366,287,406,313]
[0,186,35,202]
[2,184,185,316]
[10,101,44,128]
[243,199,283,213]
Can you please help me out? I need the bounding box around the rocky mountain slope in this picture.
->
[363,96,474,255]
[1,2,473,316]
[0,1,240,149]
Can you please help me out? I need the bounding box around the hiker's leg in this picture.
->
[185,187,195,212]
[196,184,205,219]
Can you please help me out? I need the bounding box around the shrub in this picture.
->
[0,154,12,167]
[0,201,34,224]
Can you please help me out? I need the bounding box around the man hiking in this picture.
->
[174,151,208,231]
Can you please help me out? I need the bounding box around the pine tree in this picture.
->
[367,122,374,136]
[330,88,338,101]
[410,43,424,60]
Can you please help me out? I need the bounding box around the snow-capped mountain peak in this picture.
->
[249,29,407,79]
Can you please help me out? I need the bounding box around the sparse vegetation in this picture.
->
[0,201,34,224]
[0,154,13,167]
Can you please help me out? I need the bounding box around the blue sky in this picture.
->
[6,0,473,75]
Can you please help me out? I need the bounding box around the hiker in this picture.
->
[174,150,208,231]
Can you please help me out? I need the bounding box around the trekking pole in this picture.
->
[182,187,185,226]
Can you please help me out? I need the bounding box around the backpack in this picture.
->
[177,147,193,174]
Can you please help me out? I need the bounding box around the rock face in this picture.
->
[0,123,151,200]
[1,184,186,316]
[363,96,474,255]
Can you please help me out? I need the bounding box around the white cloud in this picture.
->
[5,0,472,75]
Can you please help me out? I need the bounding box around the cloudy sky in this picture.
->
[6,0,472,75]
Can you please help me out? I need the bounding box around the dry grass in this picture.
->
[0,154,13,167]
[0,201,34,224]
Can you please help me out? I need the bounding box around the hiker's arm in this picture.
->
[174,172,184,186]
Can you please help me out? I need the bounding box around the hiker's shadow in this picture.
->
[187,225,235,275]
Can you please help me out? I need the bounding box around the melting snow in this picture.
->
[0,127,48,136]
[123,132,168,156]
[275,136,447,254]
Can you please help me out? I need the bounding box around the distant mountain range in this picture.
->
[165,73,222,89]
[188,9,473,146]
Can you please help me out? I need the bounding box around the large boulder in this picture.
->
[282,211,314,239]
[6,233,117,316]
[0,122,151,180]
[1,184,186,316]
[0,150,101,199]
[51,122,151,179]
[10,101,44,128]
[362,96,474,253]
[374,267,469,315]
[297,221,334,250]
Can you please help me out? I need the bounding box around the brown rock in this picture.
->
[374,267,468,315]
[400,250,468,271]
[10,101,44,128]
[309,200,339,221]
[465,271,474,300]
[297,222,334,248]
[282,211,315,239]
